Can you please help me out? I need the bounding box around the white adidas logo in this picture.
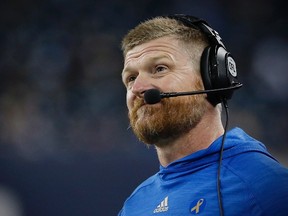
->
[153,196,169,213]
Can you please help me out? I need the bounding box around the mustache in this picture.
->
[132,97,167,114]
[133,98,146,110]
[128,97,160,122]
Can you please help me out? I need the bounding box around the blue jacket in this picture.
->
[118,128,288,215]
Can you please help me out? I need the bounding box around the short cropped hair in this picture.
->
[121,16,209,73]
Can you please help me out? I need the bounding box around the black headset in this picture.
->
[167,14,240,105]
[166,15,243,216]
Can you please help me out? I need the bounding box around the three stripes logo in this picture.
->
[153,196,169,213]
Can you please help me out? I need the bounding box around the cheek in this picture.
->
[126,91,134,110]
[172,74,202,91]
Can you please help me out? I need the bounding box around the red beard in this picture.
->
[128,88,207,145]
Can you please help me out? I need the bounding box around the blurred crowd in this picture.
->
[0,0,287,215]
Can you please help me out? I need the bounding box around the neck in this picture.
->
[155,106,224,167]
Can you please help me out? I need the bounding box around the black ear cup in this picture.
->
[168,14,240,105]
[201,46,216,104]
[201,45,237,105]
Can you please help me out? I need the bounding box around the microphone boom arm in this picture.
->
[160,83,243,98]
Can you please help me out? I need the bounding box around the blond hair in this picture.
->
[121,16,209,73]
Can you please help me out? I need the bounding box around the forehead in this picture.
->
[123,36,188,67]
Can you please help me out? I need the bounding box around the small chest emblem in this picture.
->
[190,198,206,214]
[153,196,169,213]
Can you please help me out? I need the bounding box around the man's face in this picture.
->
[122,36,207,144]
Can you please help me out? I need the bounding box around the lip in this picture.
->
[138,101,161,112]
[130,97,162,115]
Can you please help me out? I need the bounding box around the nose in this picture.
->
[131,73,151,97]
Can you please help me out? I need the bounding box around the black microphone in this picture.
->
[144,83,243,104]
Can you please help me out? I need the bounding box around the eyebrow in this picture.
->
[122,54,172,76]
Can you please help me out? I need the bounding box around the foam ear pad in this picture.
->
[200,45,222,105]
[200,46,212,90]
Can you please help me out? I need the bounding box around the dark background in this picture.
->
[0,0,287,215]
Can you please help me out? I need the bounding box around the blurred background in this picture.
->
[0,0,287,215]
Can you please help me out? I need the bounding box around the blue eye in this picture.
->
[127,75,136,83]
[155,65,167,73]
[124,74,138,88]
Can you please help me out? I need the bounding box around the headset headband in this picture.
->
[167,14,226,49]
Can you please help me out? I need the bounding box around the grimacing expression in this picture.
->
[122,37,207,144]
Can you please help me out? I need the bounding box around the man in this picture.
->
[119,14,288,215]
